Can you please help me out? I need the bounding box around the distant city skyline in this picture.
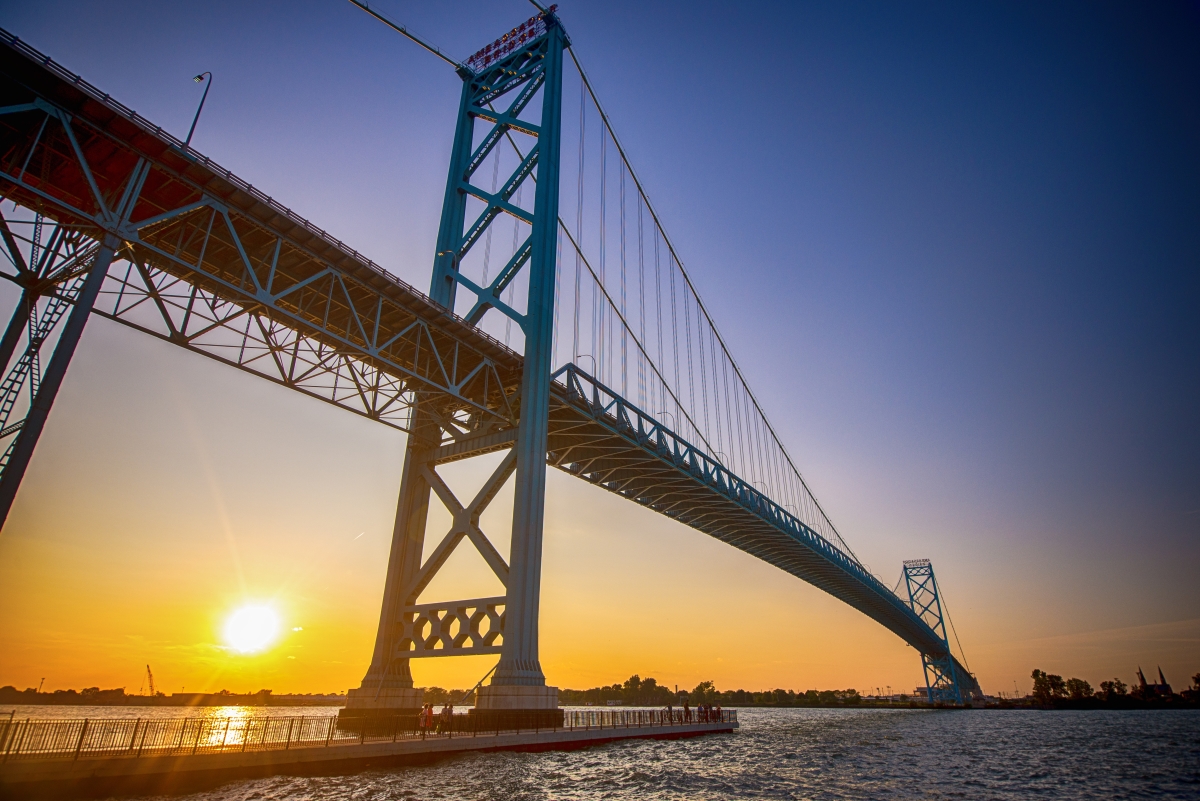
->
[0,0,1196,698]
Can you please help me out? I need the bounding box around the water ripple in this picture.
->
[118,708,1200,801]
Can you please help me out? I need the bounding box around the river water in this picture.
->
[11,706,1199,799]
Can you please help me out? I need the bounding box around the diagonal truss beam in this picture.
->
[0,37,525,442]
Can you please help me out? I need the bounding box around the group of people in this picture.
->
[669,700,723,723]
[416,703,455,736]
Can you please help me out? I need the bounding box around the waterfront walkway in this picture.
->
[0,709,738,797]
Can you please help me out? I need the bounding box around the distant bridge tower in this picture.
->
[902,559,968,705]
[343,7,568,721]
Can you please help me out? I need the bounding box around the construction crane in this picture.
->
[145,665,156,697]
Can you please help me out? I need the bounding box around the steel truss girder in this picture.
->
[0,34,523,444]
[94,256,422,430]
[546,365,978,695]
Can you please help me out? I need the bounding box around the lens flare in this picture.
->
[223,605,280,654]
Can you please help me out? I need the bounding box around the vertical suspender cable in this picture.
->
[682,286,694,438]
[572,76,585,367]
[553,227,562,365]
[637,194,646,408]
[732,375,747,477]
[710,326,723,460]
[597,124,607,383]
[505,182,522,348]
[672,250,681,424]
[696,300,710,443]
[657,225,667,412]
[619,159,627,397]
[564,47,862,564]
[721,354,734,472]
[481,152,501,288]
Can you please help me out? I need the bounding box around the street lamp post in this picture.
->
[184,72,212,149]
[573,353,596,375]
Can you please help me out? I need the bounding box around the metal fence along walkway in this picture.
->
[0,709,738,762]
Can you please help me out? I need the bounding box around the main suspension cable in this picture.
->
[346,1,466,70]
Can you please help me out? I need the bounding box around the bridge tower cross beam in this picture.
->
[345,7,568,721]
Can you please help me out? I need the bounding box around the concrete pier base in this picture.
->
[475,684,559,709]
[471,685,563,728]
[339,686,423,718]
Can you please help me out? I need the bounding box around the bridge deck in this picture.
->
[0,30,975,694]
[546,368,971,668]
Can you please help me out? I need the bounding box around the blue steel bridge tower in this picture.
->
[344,7,568,721]
[902,559,965,705]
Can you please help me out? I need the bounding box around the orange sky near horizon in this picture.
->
[1,315,1195,699]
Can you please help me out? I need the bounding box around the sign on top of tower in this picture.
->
[466,5,558,74]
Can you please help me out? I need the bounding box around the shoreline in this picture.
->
[2,701,1196,713]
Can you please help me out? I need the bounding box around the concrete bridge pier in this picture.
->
[341,434,430,718]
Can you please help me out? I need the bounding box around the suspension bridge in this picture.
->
[0,4,979,722]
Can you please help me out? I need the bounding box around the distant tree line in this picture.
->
[0,686,138,705]
[558,675,676,706]
[0,686,345,706]
[1028,669,1200,709]
[556,675,864,707]
[418,687,477,706]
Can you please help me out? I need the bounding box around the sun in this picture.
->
[223,605,281,654]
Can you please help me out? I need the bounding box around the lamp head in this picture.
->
[193,73,206,83]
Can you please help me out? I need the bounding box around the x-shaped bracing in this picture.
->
[403,449,514,605]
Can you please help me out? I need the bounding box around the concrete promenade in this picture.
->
[0,717,737,798]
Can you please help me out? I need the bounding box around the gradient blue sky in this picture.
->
[0,0,1197,695]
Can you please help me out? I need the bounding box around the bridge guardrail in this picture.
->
[0,708,737,762]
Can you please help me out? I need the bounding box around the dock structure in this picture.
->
[0,709,738,797]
